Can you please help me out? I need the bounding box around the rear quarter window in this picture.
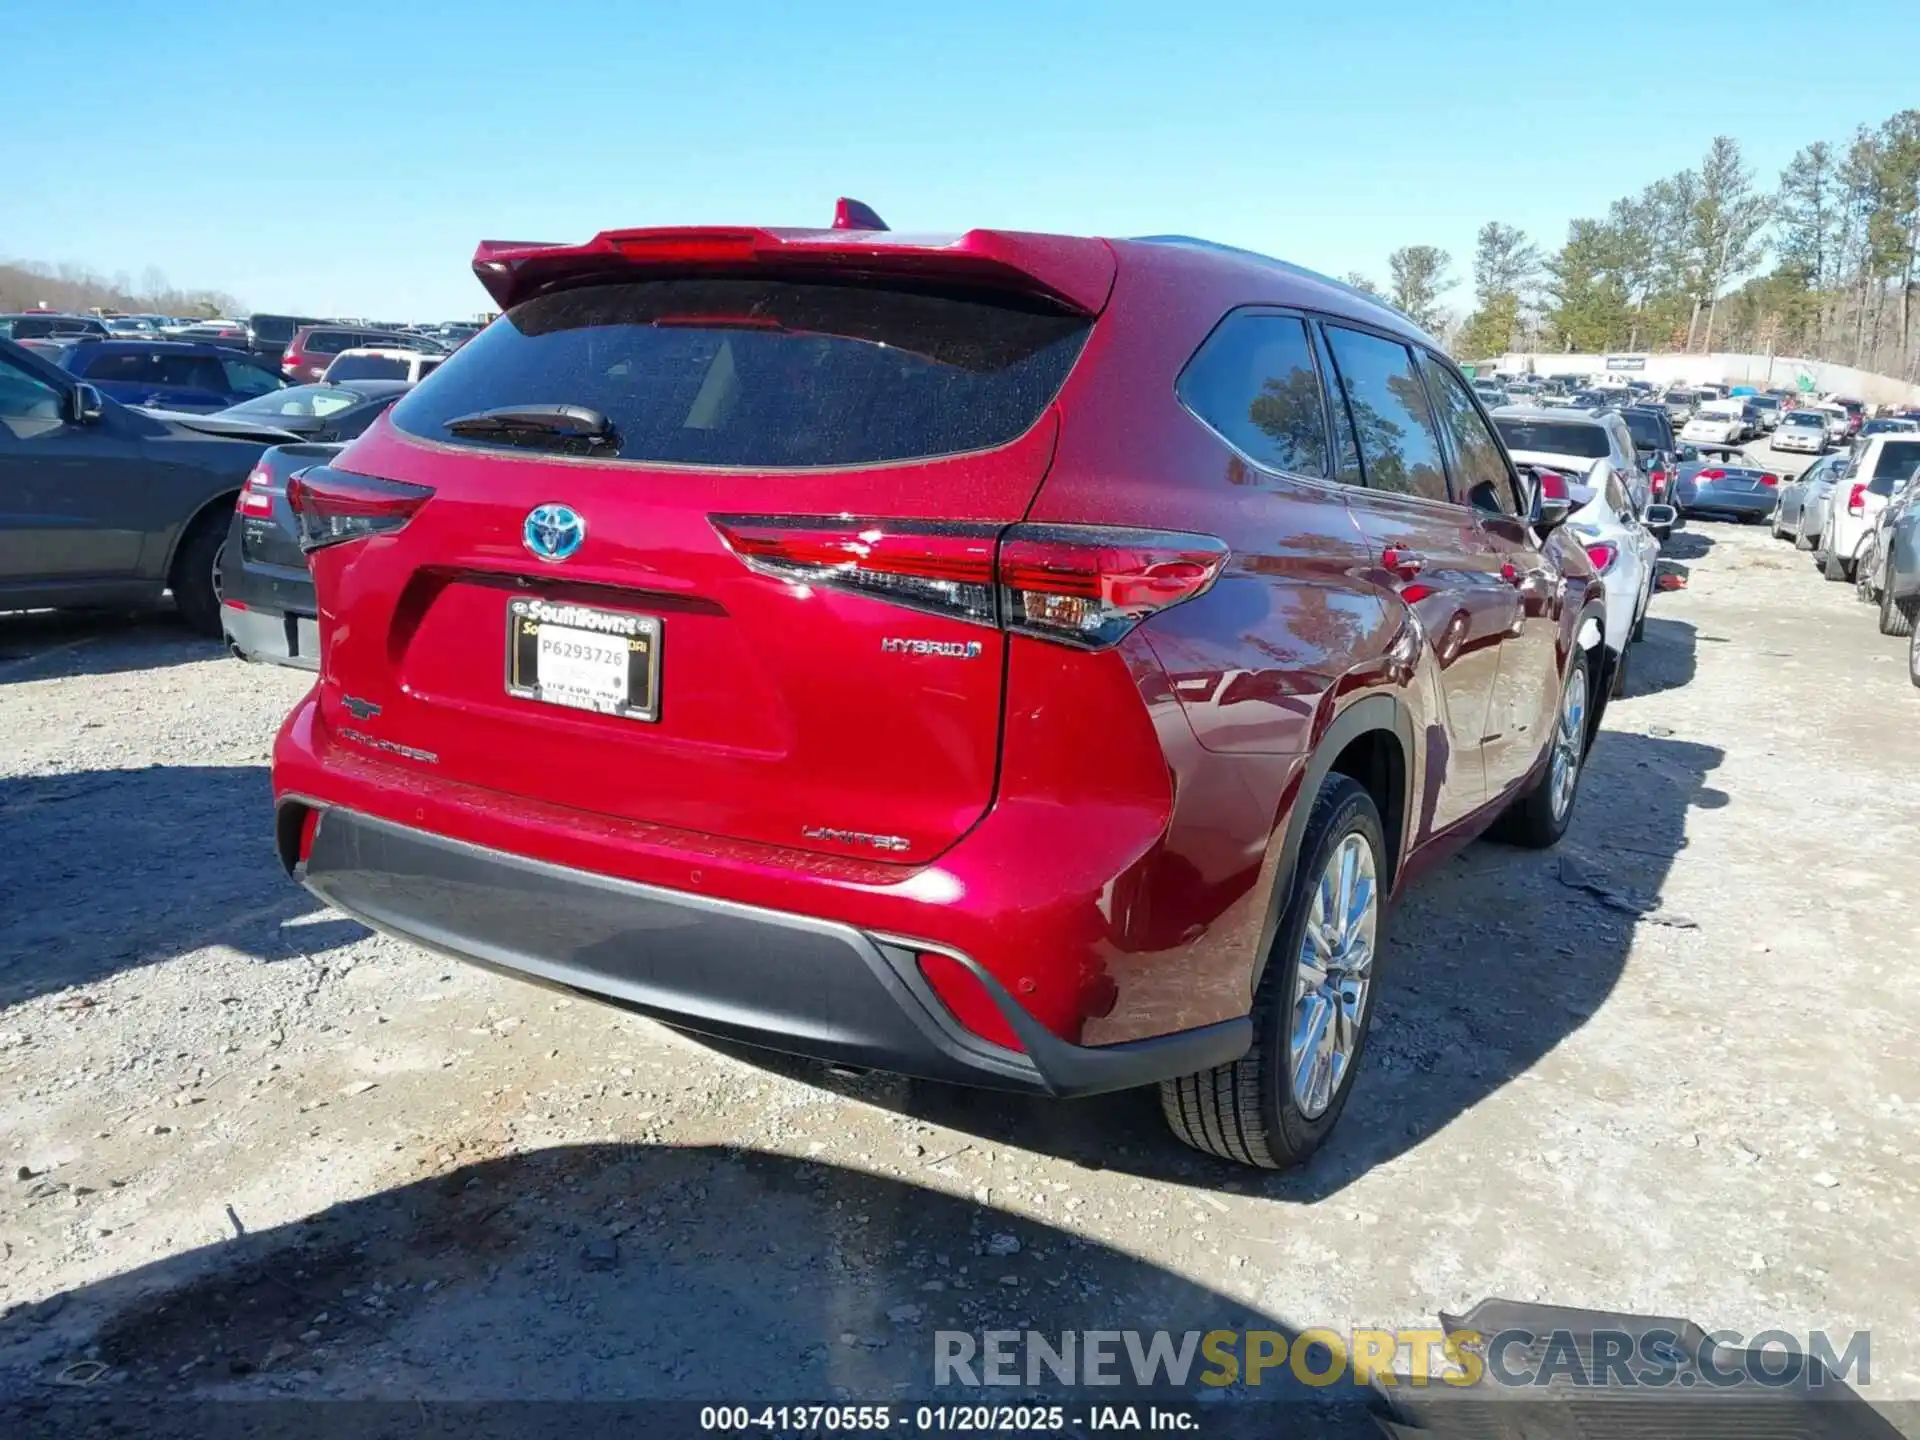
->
[1868,439,1920,492]
[391,278,1092,468]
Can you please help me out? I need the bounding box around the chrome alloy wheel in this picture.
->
[1290,832,1378,1119]
[1550,662,1588,821]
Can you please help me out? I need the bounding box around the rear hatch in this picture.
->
[303,237,1107,862]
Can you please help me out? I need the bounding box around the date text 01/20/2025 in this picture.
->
[697,1403,1198,1431]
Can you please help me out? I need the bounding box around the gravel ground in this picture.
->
[2,447,1918,1427]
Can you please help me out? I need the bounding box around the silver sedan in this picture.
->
[1772,453,1846,548]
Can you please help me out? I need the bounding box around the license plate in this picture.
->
[505,597,660,722]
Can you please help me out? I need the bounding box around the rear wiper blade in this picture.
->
[443,404,618,453]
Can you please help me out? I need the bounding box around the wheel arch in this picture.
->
[1248,691,1414,994]
[165,488,241,587]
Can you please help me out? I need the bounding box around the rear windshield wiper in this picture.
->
[443,404,618,454]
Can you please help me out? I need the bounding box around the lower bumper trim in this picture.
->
[290,804,1249,1098]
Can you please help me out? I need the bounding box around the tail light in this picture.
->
[1584,541,1618,574]
[710,517,1227,650]
[916,951,1022,1052]
[236,464,275,516]
[287,466,434,552]
[1847,483,1867,516]
[1535,469,1570,500]
[1759,473,1779,487]
[1695,468,1726,482]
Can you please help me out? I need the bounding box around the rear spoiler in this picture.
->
[471,220,1116,316]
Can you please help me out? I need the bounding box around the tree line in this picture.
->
[0,260,240,323]
[1345,108,1920,381]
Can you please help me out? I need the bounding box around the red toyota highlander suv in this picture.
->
[271,215,1609,1168]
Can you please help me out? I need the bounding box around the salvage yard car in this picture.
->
[1818,433,1920,583]
[221,382,414,670]
[1771,409,1829,454]
[270,217,1611,1171]
[1671,462,1781,524]
[0,336,291,633]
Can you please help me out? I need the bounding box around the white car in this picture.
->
[321,347,445,384]
[1770,411,1827,454]
[1817,433,1920,583]
[1490,406,1650,509]
[1681,411,1742,448]
[1563,470,1663,695]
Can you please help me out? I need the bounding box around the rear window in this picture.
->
[390,278,1092,468]
[328,354,412,381]
[1867,439,1920,491]
[224,383,364,419]
[1620,411,1666,448]
[249,316,303,344]
[1491,418,1612,459]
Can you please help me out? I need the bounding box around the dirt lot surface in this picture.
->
[3,448,1918,1428]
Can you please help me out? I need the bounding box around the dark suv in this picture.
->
[271,218,1608,1169]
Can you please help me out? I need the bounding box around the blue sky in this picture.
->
[7,0,1914,319]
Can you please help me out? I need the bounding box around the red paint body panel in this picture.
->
[273,226,1602,1063]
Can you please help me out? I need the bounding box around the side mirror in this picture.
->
[1643,503,1677,543]
[68,382,105,424]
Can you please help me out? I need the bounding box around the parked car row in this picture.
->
[1755,431,1920,686]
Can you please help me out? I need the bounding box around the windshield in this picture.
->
[1493,418,1612,459]
[220,383,365,419]
[392,277,1093,468]
[1785,413,1823,427]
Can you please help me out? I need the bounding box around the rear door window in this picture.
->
[1319,325,1450,502]
[392,278,1092,468]
[1175,312,1330,479]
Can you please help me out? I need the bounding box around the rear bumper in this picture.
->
[222,602,319,670]
[288,803,1249,1097]
[1679,489,1776,517]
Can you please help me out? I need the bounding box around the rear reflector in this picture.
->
[297,807,321,864]
[287,467,434,552]
[916,952,1023,1052]
[710,517,1227,649]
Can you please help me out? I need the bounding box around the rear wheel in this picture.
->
[1489,652,1591,849]
[1910,621,1920,689]
[1610,641,1632,697]
[1793,517,1816,550]
[169,513,229,637]
[1161,774,1384,1170]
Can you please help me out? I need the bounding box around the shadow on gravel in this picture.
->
[0,609,220,685]
[1618,615,1698,698]
[1657,528,1714,563]
[0,1144,1369,1436]
[0,764,362,1009]
[703,729,1727,1204]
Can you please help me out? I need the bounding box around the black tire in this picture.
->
[1488,650,1592,849]
[1881,574,1917,638]
[1160,774,1386,1170]
[1909,622,1920,689]
[1793,519,1816,550]
[1610,640,1631,697]
[169,512,229,638]
[1631,598,1648,643]
[1823,542,1851,583]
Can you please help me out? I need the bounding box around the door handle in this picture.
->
[1381,546,1426,579]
